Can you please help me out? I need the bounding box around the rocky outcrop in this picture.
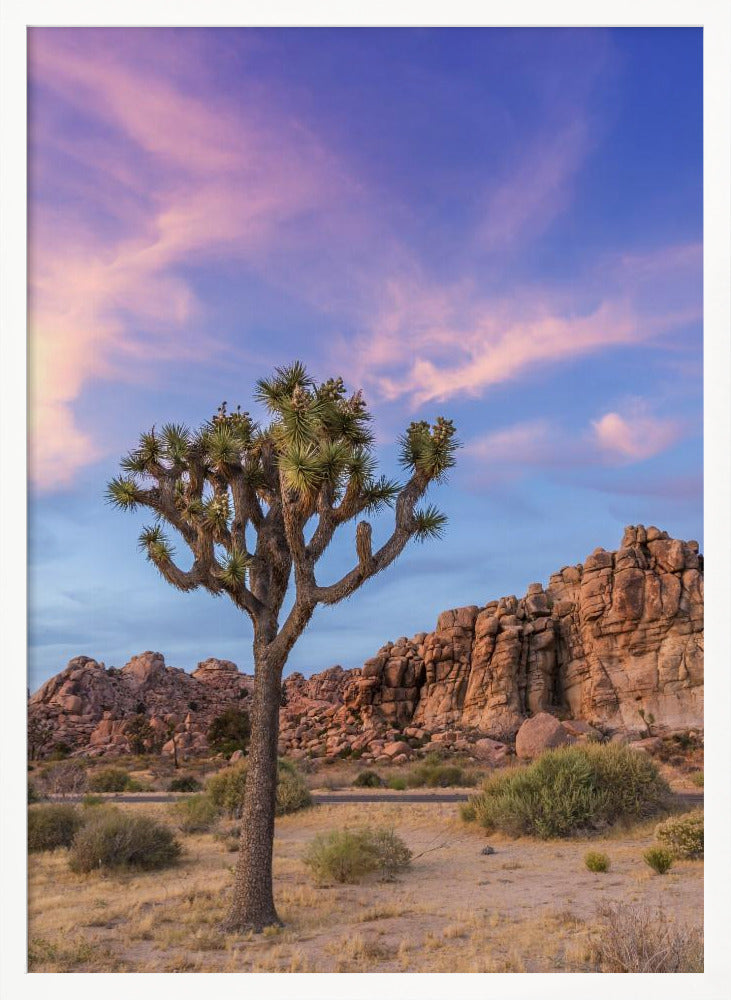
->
[29,526,703,760]
[29,651,253,757]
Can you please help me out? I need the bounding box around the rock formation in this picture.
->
[29,651,253,757]
[29,525,703,760]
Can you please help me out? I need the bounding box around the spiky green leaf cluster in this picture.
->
[360,475,400,513]
[217,548,252,588]
[106,476,142,510]
[413,504,448,542]
[398,417,458,481]
[138,524,174,563]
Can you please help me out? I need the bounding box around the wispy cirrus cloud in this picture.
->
[28,29,354,489]
[351,239,702,408]
[477,118,591,252]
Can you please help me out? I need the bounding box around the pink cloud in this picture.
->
[28,30,352,490]
[350,235,702,408]
[463,401,685,487]
[591,407,683,463]
[477,119,591,251]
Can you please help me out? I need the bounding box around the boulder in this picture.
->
[515,712,572,760]
[472,737,508,764]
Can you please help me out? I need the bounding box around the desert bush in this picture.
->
[354,770,383,788]
[276,760,313,815]
[387,776,407,791]
[206,758,311,818]
[81,795,104,808]
[407,756,476,788]
[584,851,610,873]
[654,809,703,859]
[168,794,219,833]
[643,846,674,874]
[88,767,130,793]
[28,804,83,852]
[28,780,42,804]
[37,759,88,797]
[207,707,251,757]
[168,775,202,792]
[690,771,704,788]
[68,809,181,873]
[303,826,412,884]
[590,903,703,972]
[463,743,672,838]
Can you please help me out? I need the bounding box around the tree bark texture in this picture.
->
[222,651,283,932]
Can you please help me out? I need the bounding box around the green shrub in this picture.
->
[206,759,311,818]
[353,770,383,788]
[168,794,219,833]
[82,795,105,808]
[690,771,703,788]
[387,776,407,791]
[407,756,476,788]
[463,743,672,839]
[643,846,674,874]
[88,767,130,793]
[207,708,251,757]
[68,810,181,873]
[303,826,412,884]
[28,804,84,852]
[28,780,42,804]
[655,810,703,859]
[125,777,152,792]
[275,759,313,815]
[584,851,610,873]
[168,775,202,792]
[591,903,703,972]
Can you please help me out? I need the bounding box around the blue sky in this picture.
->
[28,27,702,691]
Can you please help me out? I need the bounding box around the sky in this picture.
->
[27,27,703,692]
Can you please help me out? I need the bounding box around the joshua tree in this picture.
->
[107,362,457,931]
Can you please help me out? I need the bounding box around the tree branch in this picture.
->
[311,472,428,605]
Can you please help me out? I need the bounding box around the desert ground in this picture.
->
[27,767,703,973]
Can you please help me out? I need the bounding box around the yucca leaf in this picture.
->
[316,440,350,483]
[361,476,401,512]
[138,523,174,562]
[106,476,142,510]
[138,430,163,466]
[217,548,251,588]
[161,422,191,463]
[398,420,431,470]
[205,425,241,470]
[279,443,325,495]
[413,504,448,542]
[254,360,313,411]
[346,447,377,490]
[119,451,149,475]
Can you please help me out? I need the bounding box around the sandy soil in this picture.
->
[27,798,703,973]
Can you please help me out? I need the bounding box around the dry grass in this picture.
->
[27,799,703,973]
[588,902,703,972]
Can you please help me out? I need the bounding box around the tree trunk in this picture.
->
[221,648,283,932]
